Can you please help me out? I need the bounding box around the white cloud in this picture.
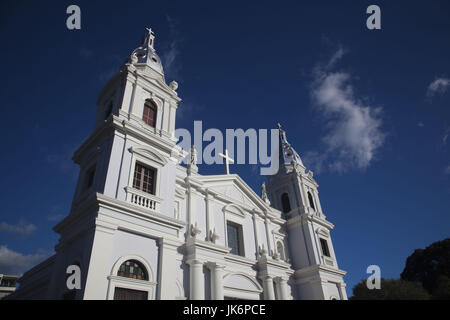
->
[0,220,36,237]
[427,78,450,97]
[307,46,385,173]
[443,127,450,145]
[0,245,51,275]
[445,165,450,175]
[162,15,182,81]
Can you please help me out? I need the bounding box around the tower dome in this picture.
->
[130,28,164,75]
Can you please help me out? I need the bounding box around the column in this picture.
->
[205,191,214,241]
[188,259,204,300]
[264,217,273,255]
[162,100,170,133]
[277,278,289,300]
[169,104,177,136]
[210,263,225,300]
[186,182,196,237]
[262,276,275,300]
[252,213,260,258]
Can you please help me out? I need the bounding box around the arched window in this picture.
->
[117,260,148,280]
[308,192,316,211]
[281,193,291,213]
[142,99,157,128]
[277,241,286,261]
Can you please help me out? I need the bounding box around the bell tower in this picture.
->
[47,28,186,299]
[266,125,348,300]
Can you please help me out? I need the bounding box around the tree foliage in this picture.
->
[400,238,450,299]
[350,278,431,300]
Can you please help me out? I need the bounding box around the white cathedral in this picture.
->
[11,29,347,300]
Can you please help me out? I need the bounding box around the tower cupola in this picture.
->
[130,28,164,75]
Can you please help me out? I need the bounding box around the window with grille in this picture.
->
[133,162,156,195]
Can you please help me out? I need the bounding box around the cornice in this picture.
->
[224,253,258,267]
[294,264,347,279]
[185,237,231,255]
[286,213,334,230]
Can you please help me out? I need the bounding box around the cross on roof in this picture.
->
[218,149,234,175]
[144,27,155,49]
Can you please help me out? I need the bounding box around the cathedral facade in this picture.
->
[11,29,347,300]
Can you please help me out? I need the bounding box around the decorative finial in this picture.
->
[277,123,282,130]
[261,182,271,205]
[170,80,178,91]
[129,53,138,65]
[190,223,201,238]
[187,145,198,175]
[209,229,220,243]
[258,245,268,257]
[190,145,198,167]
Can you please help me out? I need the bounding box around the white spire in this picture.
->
[278,124,304,167]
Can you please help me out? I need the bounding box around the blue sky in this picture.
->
[0,0,449,297]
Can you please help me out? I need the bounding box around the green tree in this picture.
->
[350,278,430,300]
[400,238,450,299]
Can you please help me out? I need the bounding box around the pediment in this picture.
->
[129,145,168,166]
[137,70,180,101]
[199,175,269,212]
[212,185,247,204]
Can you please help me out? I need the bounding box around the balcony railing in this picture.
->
[125,187,161,212]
